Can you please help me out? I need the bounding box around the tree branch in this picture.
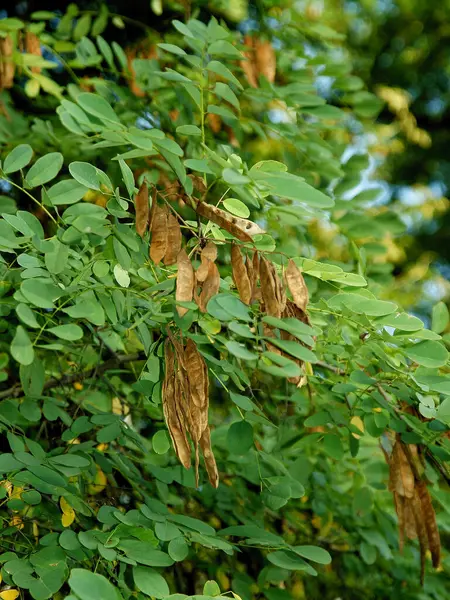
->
[0,353,145,401]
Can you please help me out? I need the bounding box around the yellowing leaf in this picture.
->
[350,416,364,439]
[60,496,73,515]
[0,590,20,600]
[88,466,107,495]
[61,509,75,527]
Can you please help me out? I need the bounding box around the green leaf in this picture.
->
[176,124,202,136]
[119,159,135,197]
[432,301,449,334]
[203,580,221,596]
[69,162,101,190]
[167,514,216,536]
[155,521,180,541]
[208,40,242,58]
[69,568,119,600]
[21,279,61,309]
[207,60,243,90]
[152,430,170,454]
[11,326,34,366]
[47,324,84,341]
[225,340,258,361]
[251,171,334,209]
[0,453,23,473]
[264,338,317,363]
[118,540,174,566]
[3,144,33,174]
[16,303,39,328]
[405,341,449,368]
[267,550,314,572]
[26,153,64,188]
[74,14,92,41]
[47,179,88,205]
[77,92,121,124]
[292,545,332,564]
[222,197,250,218]
[133,566,169,598]
[168,537,189,561]
[227,421,253,454]
[158,43,186,56]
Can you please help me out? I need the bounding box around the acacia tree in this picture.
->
[0,3,449,600]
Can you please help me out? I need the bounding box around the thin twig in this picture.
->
[315,360,346,375]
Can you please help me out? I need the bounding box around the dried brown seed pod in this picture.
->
[194,199,265,242]
[388,440,415,499]
[149,204,168,264]
[196,241,217,283]
[200,426,219,488]
[198,261,220,313]
[286,259,309,312]
[260,257,282,318]
[231,243,252,305]
[163,212,182,266]
[176,249,194,317]
[135,181,149,237]
[0,36,15,89]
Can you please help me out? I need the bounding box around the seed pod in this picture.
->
[194,199,265,242]
[411,490,428,585]
[162,340,191,469]
[196,241,217,283]
[417,480,441,568]
[185,339,209,409]
[241,35,258,88]
[150,204,168,264]
[200,426,219,488]
[393,492,405,553]
[135,181,149,237]
[389,440,415,499]
[286,259,309,312]
[176,249,194,317]
[231,243,252,305]
[254,39,276,84]
[164,213,182,266]
[25,32,42,74]
[0,36,15,89]
[198,261,220,313]
[260,257,282,318]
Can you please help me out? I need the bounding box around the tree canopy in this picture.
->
[0,2,449,600]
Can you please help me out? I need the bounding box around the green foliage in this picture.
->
[0,3,449,600]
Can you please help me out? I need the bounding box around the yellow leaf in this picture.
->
[112,397,123,415]
[61,509,75,527]
[0,590,20,600]
[32,521,39,538]
[73,381,83,391]
[0,480,12,497]
[96,443,108,452]
[60,496,73,515]
[88,466,107,495]
[10,486,23,500]
[350,416,365,439]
